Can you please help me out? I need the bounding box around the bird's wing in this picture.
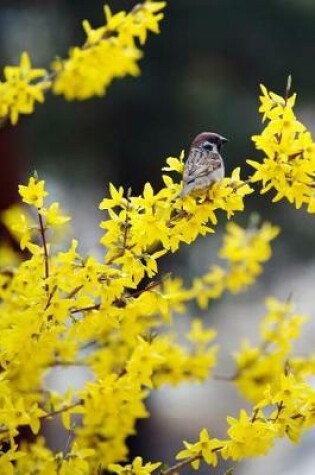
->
[183,148,221,183]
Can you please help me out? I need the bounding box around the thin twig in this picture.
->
[71,303,100,314]
[106,191,132,265]
[41,400,83,420]
[0,400,83,437]
[284,74,292,105]
[68,284,84,300]
[232,177,253,191]
[251,408,259,423]
[160,445,224,475]
[160,454,201,475]
[122,190,132,251]
[44,285,57,310]
[38,211,49,281]
[272,401,284,423]
[126,274,170,300]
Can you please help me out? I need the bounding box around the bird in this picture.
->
[180,132,229,197]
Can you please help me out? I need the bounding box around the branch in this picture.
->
[106,191,132,265]
[71,303,100,314]
[232,177,253,191]
[41,400,83,420]
[160,445,224,475]
[0,400,83,437]
[71,274,170,314]
[160,455,201,475]
[0,2,153,129]
[38,211,49,283]
[126,274,170,300]
[67,284,84,300]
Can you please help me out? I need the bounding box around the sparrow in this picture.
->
[180,132,229,197]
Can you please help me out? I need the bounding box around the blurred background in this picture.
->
[1,1,315,474]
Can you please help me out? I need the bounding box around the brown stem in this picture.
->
[41,400,83,420]
[106,193,132,265]
[0,400,83,437]
[68,284,84,300]
[126,274,170,300]
[232,177,253,191]
[284,75,292,105]
[251,408,259,423]
[122,194,131,251]
[71,303,100,314]
[271,401,284,422]
[161,446,224,475]
[71,275,169,313]
[38,210,49,292]
[160,454,201,475]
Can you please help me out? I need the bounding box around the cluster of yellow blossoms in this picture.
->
[53,2,166,100]
[191,220,279,308]
[249,83,315,211]
[175,298,315,467]
[0,1,166,125]
[0,147,270,473]
[0,52,50,125]
[0,152,312,474]
[99,153,252,282]
[0,161,252,472]
[1,1,315,473]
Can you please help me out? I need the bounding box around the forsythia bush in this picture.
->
[0,1,315,474]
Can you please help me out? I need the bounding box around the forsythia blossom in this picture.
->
[109,457,161,475]
[0,52,49,125]
[1,13,315,471]
[234,298,308,403]
[99,155,253,286]
[176,429,222,469]
[191,220,279,308]
[52,2,166,100]
[0,1,166,124]
[0,150,273,472]
[18,176,48,208]
[249,84,315,212]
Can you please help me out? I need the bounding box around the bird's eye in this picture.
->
[202,141,213,151]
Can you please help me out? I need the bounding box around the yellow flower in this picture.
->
[109,457,161,475]
[0,52,49,125]
[221,410,277,461]
[191,220,279,309]
[126,337,165,387]
[99,184,126,210]
[2,205,34,250]
[18,176,48,208]
[176,428,222,469]
[53,2,166,100]
[187,319,217,348]
[249,84,315,212]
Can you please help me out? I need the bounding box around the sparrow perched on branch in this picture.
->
[180,132,229,197]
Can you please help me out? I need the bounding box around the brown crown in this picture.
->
[191,132,228,148]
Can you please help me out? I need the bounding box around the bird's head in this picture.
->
[192,132,229,154]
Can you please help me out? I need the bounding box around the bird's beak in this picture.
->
[220,136,229,145]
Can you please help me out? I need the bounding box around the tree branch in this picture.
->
[160,454,201,475]
[38,210,49,285]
